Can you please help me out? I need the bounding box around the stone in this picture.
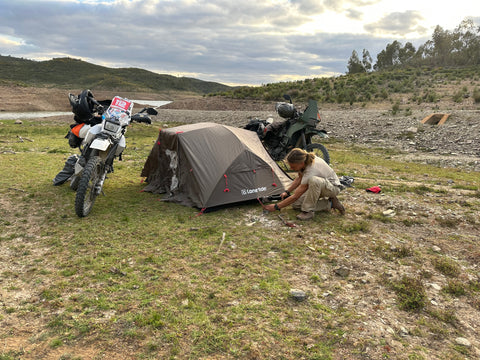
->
[383,209,396,217]
[334,267,350,278]
[399,326,409,337]
[289,289,307,301]
[455,337,471,347]
[429,283,442,291]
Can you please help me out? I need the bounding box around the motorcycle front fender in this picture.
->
[74,161,84,175]
[90,138,111,151]
[306,128,329,138]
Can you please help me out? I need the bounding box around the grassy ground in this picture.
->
[0,117,479,359]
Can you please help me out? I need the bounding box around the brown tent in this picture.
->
[141,122,292,209]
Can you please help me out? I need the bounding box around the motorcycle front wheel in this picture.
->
[306,143,330,164]
[75,156,104,217]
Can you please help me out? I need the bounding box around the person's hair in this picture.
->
[286,148,315,168]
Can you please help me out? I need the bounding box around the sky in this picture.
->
[0,0,479,86]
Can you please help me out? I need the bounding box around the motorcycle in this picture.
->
[244,94,330,165]
[53,90,157,217]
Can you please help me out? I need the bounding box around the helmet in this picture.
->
[275,102,295,119]
[69,89,96,122]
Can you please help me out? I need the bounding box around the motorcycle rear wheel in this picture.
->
[75,156,104,217]
[306,143,330,164]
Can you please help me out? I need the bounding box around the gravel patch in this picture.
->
[154,107,480,171]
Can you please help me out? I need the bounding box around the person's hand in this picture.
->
[281,192,289,200]
[264,204,276,212]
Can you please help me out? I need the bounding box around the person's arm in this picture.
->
[281,176,301,199]
[265,183,308,212]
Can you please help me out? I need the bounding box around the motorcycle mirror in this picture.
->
[283,94,292,103]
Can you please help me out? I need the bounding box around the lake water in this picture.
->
[0,100,172,120]
[0,111,72,120]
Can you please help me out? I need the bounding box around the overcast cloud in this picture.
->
[1,0,479,85]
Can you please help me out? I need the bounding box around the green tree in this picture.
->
[452,19,480,65]
[398,42,416,65]
[432,25,454,65]
[362,49,373,72]
[347,50,365,74]
[374,40,402,70]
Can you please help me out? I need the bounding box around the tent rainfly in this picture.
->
[141,122,292,210]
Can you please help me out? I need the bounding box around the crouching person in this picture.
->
[264,148,345,220]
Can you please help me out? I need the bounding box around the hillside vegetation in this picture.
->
[0,55,232,94]
[217,65,480,107]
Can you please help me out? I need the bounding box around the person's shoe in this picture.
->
[330,197,345,215]
[297,211,314,220]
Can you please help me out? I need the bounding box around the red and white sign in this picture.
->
[110,96,132,111]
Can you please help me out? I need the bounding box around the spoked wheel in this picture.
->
[306,143,330,164]
[75,156,104,217]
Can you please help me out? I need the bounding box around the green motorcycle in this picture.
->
[244,94,330,164]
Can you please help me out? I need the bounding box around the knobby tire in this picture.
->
[75,156,103,217]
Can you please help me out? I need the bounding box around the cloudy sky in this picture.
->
[1,0,479,86]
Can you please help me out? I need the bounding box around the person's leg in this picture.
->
[296,177,339,220]
[302,177,338,212]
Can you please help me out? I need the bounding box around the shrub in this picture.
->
[443,280,466,297]
[433,257,460,277]
[473,87,480,103]
[453,91,464,103]
[392,102,400,115]
[391,276,427,311]
[424,91,439,103]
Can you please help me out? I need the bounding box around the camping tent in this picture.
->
[141,122,292,209]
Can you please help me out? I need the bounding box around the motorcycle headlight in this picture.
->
[103,115,121,132]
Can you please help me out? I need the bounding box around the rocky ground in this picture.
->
[159,100,480,172]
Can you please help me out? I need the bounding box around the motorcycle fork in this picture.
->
[95,171,107,195]
[294,132,308,149]
[104,143,119,173]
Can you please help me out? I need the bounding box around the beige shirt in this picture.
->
[301,156,341,187]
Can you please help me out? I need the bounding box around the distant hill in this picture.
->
[0,55,232,94]
[217,65,480,108]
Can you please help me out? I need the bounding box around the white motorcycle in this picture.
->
[72,96,133,217]
[53,90,158,217]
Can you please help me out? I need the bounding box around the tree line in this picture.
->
[347,19,480,74]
